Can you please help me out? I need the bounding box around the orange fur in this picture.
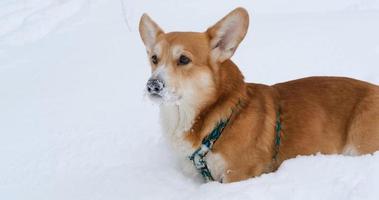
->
[139,7,379,183]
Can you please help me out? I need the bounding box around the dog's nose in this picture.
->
[146,79,165,94]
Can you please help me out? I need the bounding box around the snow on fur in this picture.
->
[1,0,379,199]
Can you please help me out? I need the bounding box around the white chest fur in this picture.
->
[159,104,226,181]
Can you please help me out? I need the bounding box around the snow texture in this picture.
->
[1,0,379,199]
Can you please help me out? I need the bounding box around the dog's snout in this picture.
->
[147,79,165,94]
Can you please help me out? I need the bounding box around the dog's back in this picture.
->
[272,77,379,162]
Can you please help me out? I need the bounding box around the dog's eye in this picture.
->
[151,55,158,64]
[178,55,191,65]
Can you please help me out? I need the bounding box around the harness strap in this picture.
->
[189,119,230,182]
[189,101,283,182]
[273,109,282,160]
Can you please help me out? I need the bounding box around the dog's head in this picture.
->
[139,8,249,106]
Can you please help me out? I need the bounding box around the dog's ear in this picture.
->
[207,8,249,63]
[139,14,164,50]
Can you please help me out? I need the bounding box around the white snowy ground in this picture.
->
[1,0,379,199]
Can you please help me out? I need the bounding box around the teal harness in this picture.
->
[189,119,230,182]
[274,110,282,160]
[189,107,282,182]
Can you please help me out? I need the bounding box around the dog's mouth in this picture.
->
[149,93,162,99]
[146,89,182,105]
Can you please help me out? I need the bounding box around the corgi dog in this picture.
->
[139,7,379,183]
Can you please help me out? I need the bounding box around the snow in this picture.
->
[0,0,379,199]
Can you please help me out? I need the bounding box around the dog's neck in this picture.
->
[160,60,247,149]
